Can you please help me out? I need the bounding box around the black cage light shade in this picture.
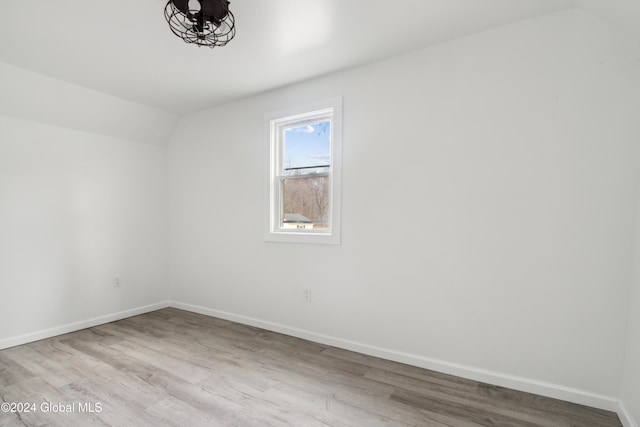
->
[165,0,235,48]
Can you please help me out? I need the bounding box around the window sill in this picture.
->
[264,231,340,245]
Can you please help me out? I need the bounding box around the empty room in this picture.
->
[1,0,640,426]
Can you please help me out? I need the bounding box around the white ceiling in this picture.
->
[1,0,635,116]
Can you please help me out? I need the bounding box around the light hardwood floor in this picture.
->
[0,308,622,426]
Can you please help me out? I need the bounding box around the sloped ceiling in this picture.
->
[0,0,579,115]
[577,0,640,41]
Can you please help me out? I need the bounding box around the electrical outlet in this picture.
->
[303,288,311,302]
[114,277,121,288]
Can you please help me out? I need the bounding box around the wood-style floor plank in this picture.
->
[0,308,622,426]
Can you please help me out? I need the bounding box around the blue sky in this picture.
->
[284,120,331,169]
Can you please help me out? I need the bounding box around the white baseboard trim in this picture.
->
[170,300,622,416]
[0,301,171,350]
[619,401,638,427]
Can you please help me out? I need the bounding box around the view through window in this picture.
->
[281,120,331,230]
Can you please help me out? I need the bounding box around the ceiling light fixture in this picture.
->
[164,0,235,48]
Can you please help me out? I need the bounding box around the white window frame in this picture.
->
[264,97,342,244]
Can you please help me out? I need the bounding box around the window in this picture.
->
[265,97,342,244]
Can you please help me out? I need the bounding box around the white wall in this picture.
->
[624,208,640,424]
[168,8,640,404]
[0,114,169,344]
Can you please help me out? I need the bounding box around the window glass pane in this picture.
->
[265,97,341,243]
[281,176,330,229]
[283,120,331,174]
